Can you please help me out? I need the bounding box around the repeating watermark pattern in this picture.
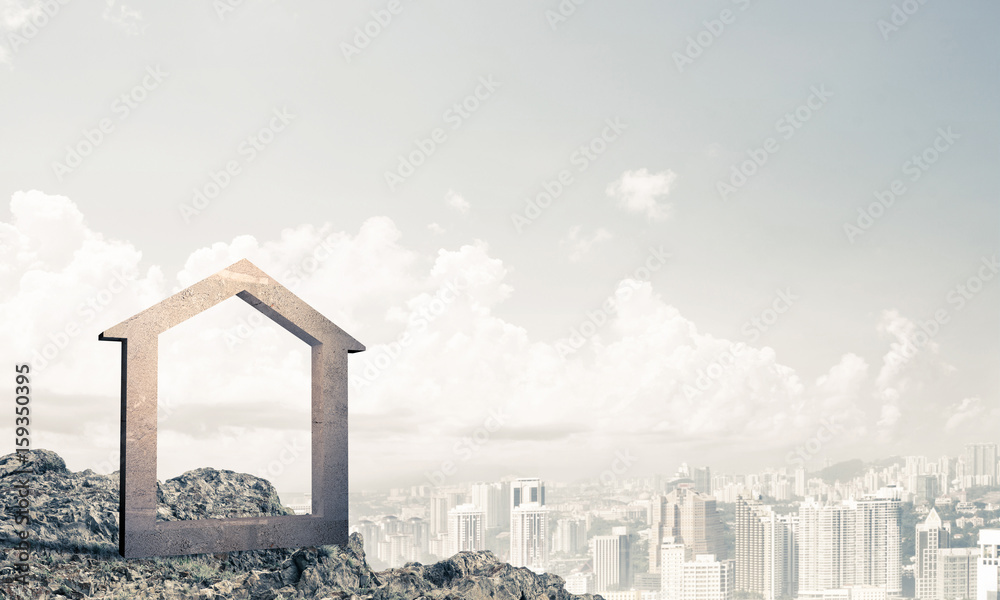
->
[424,408,507,487]
[554,246,671,357]
[681,341,747,400]
[716,85,833,200]
[341,0,414,63]
[740,288,798,343]
[51,65,169,181]
[30,269,137,373]
[877,0,932,41]
[224,235,348,350]
[886,253,999,368]
[384,76,501,191]
[843,127,959,243]
[673,0,755,73]
[785,416,847,468]
[684,288,797,399]
[179,106,296,223]
[3,0,72,59]
[598,449,637,487]
[510,117,627,233]
[351,273,472,388]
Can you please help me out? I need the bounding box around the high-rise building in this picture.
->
[917,509,950,599]
[735,497,797,600]
[965,444,999,488]
[447,504,484,556]
[471,481,510,530]
[694,467,713,495]
[798,494,901,598]
[978,529,1000,600]
[510,480,548,572]
[681,554,734,600]
[554,517,587,555]
[511,477,544,509]
[661,537,687,600]
[649,485,726,572]
[430,494,451,536]
[938,547,979,600]
[593,526,632,593]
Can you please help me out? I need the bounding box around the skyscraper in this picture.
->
[650,485,726,572]
[661,537,687,600]
[965,444,998,488]
[593,526,632,593]
[938,547,979,600]
[916,508,950,599]
[511,477,544,509]
[510,477,548,572]
[735,496,798,600]
[470,481,510,530]
[447,504,484,556]
[554,517,588,555]
[694,467,712,495]
[798,494,901,598]
[978,529,1000,600]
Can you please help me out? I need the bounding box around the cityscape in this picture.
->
[347,442,1000,600]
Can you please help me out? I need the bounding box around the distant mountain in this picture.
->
[813,456,905,484]
[814,458,866,484]
[0,449,599,600]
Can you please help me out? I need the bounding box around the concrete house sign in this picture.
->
[99,259,365,558]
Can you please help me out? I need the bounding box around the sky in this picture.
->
[0,0,997,499]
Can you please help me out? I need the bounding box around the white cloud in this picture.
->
[873,309,955,440]
[606,168,676,221]
[944,397,985,434]
[560,226,612,262]
[1,191,991,491]
[427,222,446,235]
[445,190,470,214]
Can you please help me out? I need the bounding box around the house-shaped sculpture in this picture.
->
[99,259,364,558]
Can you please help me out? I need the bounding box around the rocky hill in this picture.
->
[0,449,601,600]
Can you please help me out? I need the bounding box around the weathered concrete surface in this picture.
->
[99,259,364,558]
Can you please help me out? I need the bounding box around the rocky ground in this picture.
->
[0,450,601,600]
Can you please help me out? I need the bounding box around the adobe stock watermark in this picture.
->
[30,269,137,373]
[340,0,414,63]
[510,117,627,233]
[877,0,932,41]
[224,237,341,350]
[555,246,671,358]
[351,273,472,389]
[250,436,308,485]
[51,65,169,181]
[672,0,756,73]
[384,75,500,191]
[885,253,998,368]
[843,127,959,243]
[3,0,72,59]
[178,106,296,223]
[425,408,507,487]
[740,288,797,343]
[598,450,637,487]
[684,288,797,399]
[716,84,833,201]
[785,416,847,468]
